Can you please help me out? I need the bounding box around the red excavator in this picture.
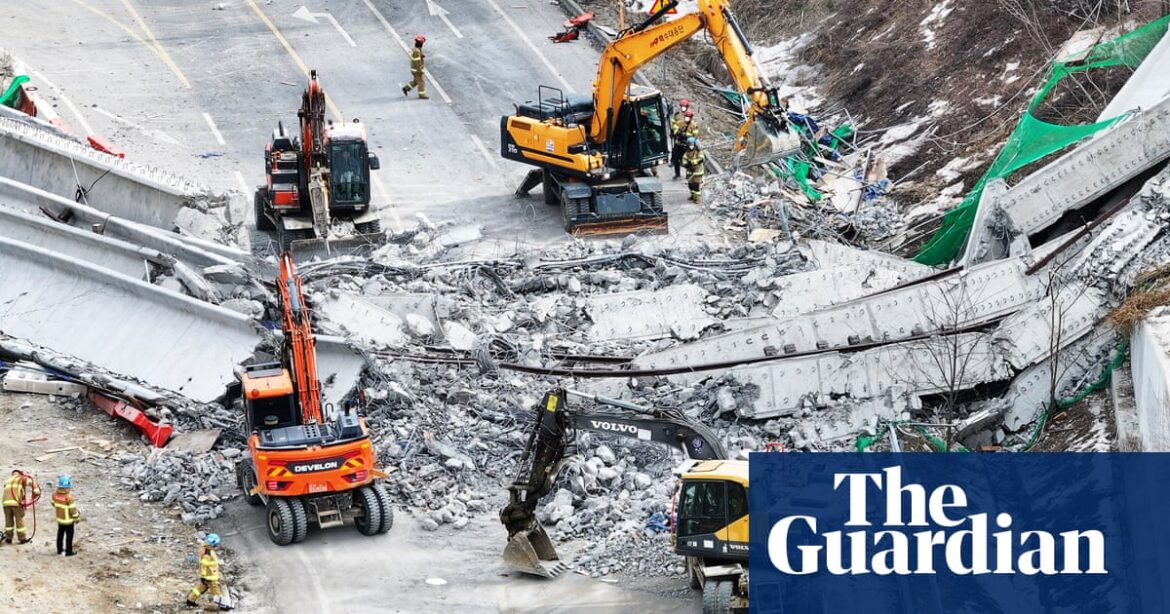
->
[255,70,384,252]
[235,253,392,545]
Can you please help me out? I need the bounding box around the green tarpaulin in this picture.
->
[915,14,1170,266]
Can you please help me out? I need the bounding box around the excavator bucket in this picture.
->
[737,116,801,169]
[503,523,568,578]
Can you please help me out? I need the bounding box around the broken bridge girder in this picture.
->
[634,257,1048,376]
[0,234,261,403]
[0,205,167,279]
[966,95,1170,267]
[0,111,206,231]
[0,175,247,270]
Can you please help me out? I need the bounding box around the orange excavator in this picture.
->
[235,253,392,545]
[255,70,384,252]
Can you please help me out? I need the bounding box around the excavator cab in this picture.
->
[673,465,750,563]
[608,88,670,171]
[241,363,297,430]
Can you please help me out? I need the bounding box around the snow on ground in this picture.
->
[920,0,955,50]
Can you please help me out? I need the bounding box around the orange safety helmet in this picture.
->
[415,34,426,45]
[684,110,694,118]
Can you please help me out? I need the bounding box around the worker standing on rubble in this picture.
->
[187,533,232,610]
[682,137,705,203]
[52,475,80,556]
[2,469,40,544]
[401,35,429,100]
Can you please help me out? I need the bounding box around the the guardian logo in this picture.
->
[767,466,1106,576]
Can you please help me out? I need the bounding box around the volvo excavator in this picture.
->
[255,70,384,252]
[500,0,799,235]
[500,388,751,613]
[234,253,392,545]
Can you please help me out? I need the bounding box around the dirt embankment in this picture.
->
[0,394,207,613]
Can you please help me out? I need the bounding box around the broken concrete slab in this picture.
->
[362,293,456,328]
[586,284,715,342]
[315,335,367,408]
[315,290,407,348]
[166,428,223,453]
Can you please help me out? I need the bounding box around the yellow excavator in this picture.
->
[501,0,799,235]
[500,388,751,613]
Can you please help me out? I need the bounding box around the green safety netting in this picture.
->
[0,75,30,109]
[914,14,1170,265]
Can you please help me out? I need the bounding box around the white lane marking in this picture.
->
[292,5,357,47]
[483,0,573,92]
[24,66,94,135]
[361,0,453,104]
[91,106,185,147]
[470,134,499,170]
[426,0,463,38]
[202,112,227,146]
[235,170,251,195]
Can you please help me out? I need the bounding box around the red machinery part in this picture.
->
[87,391,174,447]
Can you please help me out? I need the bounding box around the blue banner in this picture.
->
[748,453,1170,613]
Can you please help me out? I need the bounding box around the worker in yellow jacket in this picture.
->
[401,34,429,99]
[3,469,40,544]
[188,533,232,610]
[52,475,81,556]
[682,137,706,203]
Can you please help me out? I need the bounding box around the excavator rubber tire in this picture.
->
[254,188,276,232]
[236,462,262,507]
[290,498,309,543]
[354,486,383,536]
[714,580,733,614]
[372,483,394,534]
[266,498,296,546]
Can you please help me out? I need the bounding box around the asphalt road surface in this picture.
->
[8,0,716,248]
[5,1,711,610]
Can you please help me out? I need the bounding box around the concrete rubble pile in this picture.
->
[119,448,239,526]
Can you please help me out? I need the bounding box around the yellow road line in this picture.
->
[117,0,192,89]
[72,0,147,44]
[243,0,403,232]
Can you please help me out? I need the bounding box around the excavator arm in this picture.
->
[499,388,725,577]
[590,0,796,164]
[277,253,323,425]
